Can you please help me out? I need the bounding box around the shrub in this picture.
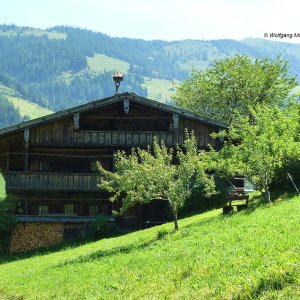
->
[90,216,117,239]
[179,176,228,217]
[0,196,16,253]
[271,159,300,194]
[156,228,169,239]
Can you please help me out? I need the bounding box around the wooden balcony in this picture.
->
[6,171,102,192]
[31,130,176,147]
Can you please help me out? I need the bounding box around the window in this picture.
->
[64,204,74,215]
[40,161,50,171]
[30,160,49,171]
[38,205,48,215]
[89,205,99,216]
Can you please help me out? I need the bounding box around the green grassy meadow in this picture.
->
[0,82,54,120]
[0,27,66,40]
[142,77,175,102]
[0,195,299,299]
[21,28,67,40]
[86,53,177,102]
[6,96,54,119]
[87,53,130,74]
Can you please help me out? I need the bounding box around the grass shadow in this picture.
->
[0,239,92,265]
[0,227,136,265]
[55,237,159,267]
[244,191,299,216]
[182,213,221,231]
[235,269,297,300]
[0,290,24,300]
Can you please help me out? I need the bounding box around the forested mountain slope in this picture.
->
[0,24,300,127]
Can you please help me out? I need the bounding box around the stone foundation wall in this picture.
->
[9,223,64,253]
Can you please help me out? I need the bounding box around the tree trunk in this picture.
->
[173,211,179,231]
[168,198,179,231]
[265,189,271,203]
[264,177,271,203]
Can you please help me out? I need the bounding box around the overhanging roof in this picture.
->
[0,92,228,138]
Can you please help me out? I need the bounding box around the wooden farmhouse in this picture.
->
[0,92,227,252]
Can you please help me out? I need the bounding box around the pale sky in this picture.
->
[1,0,299,43]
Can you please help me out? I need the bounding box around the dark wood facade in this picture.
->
[0,92,226,228]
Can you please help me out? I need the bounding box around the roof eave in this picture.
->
[0,92,228,138]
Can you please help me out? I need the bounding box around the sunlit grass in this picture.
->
[86,53,130,74]
[0,82,54,120]
[0,195,299,299]
[142,77,176,102]
[21,28,67,40]
[86,54,176,102]
[6,96,54,119]
[0,27,66,40]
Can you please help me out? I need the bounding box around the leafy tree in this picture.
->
[98,135,215,230]
[172,55,297,125]
[211,103,300,202]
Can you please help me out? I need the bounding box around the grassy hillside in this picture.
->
[0,195,299,299]
[5,96,54,119]
[142,77,175,102]
[87,53,130,74]
[86,54,175,102]
[0,26,66,40]
[0,82,54,120]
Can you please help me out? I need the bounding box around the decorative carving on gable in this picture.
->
[24,128,30,144]
[74,113,80,129]
[123,99,129,114]
[173,114,179,129]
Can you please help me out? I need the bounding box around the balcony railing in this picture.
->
[6,171,102,191]
[31,130,176,147]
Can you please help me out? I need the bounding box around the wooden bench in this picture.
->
[223,177,249,214]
